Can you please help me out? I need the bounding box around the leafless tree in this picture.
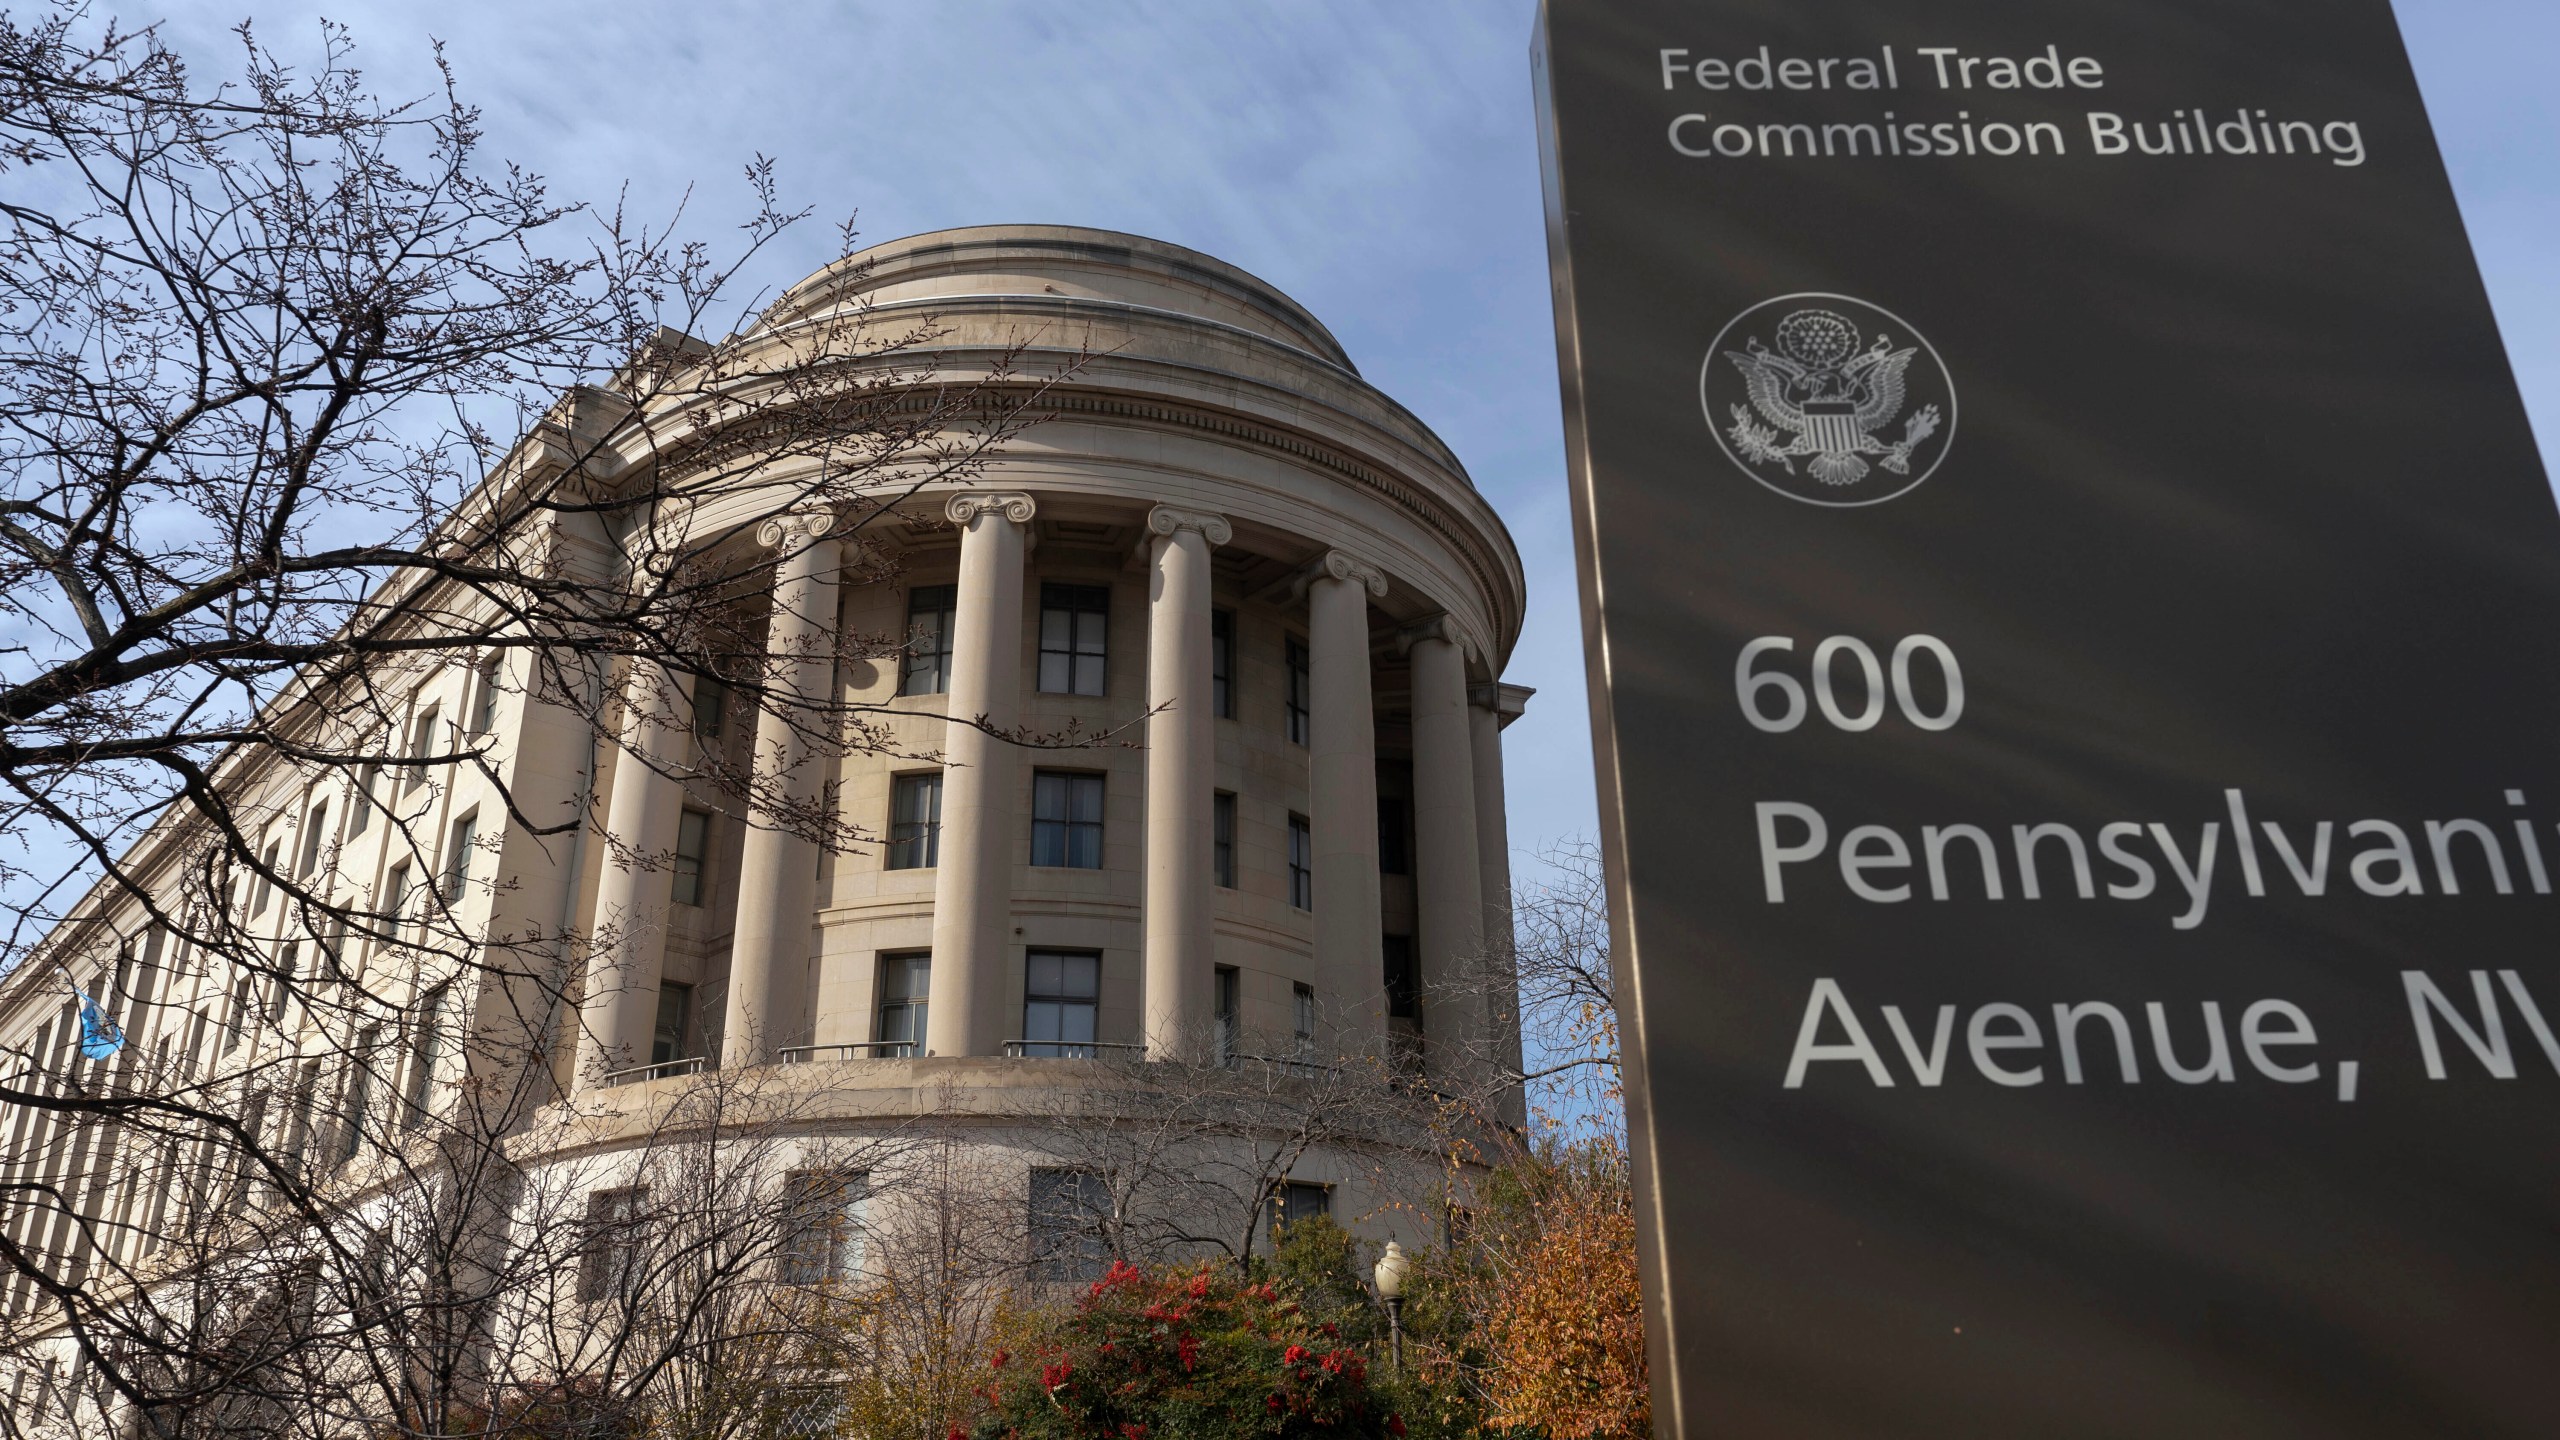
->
[0,11,1080,1433]
[1503,840,1621,1134]
[1009,1017,1475,1277]
[6,1050,932,1438]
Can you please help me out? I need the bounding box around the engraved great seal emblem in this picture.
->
[1701,293,1957,506]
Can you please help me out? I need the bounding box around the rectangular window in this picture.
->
[1031,772,1105,869]
[1284,637,1311,745]
[1211,608,1235,719]
[384,862,414,934]
[471,655,504,734]
[692,676,728,743]
[1028,1168,1110,1281]
[299,803,330,877]
[888,773,943,870]
[267,941,299,1025]
[404,983,452,1127]
[579,1186,647,1302]
[406,703,440,790]
[900,584,958,696]
[1288,814,1313,911]
[1022,951,1100,1058]
[349,757,378,837]
[672,808,712,907]
[222,978,250,1054]
[651,981,693,1067]
[1212,792,1236,889]
[876,953,929,1057]
[281,1059,322,1182]
[1376,760,1411,876]
[1294,983,1317,1055]
[253,842,280,916]
[1037,583,1110,696]
[1383,934,1418,1020]
[1214,965,1240,1066]
[1273,1180,1331,1234]
[778,1169,869,1285]
[440,811,478,903]
[338,1026,380,1167]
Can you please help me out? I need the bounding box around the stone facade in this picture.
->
[0,229,1529,1415]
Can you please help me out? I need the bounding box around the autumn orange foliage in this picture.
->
[1467,1139,1649,1440]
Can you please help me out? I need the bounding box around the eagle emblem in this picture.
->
[1701,295,1955,507]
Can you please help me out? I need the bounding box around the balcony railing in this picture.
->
[1001,1039,1146,1060]
[600,1055,705,1087]
[1228,1051,1337,1079]
[778,1041,919,1063]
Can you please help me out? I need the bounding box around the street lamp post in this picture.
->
[1372,1240,1411,1376]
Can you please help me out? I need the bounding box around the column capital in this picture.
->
[1393,613,1467,658]
[1144,504,1232,547]
[945,491,1039,528]
[1285,548,1389,602]
[1319,549,1390,597]
[753,506,836,549]
[630,494,697,577]
[1470,681,1536,726]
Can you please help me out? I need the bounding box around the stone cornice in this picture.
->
[1471,682,1536,726]
[646,383,1519,664]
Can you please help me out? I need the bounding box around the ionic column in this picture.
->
[1142,506,1230,1060]
[1309,552,1389,1057]
[580,663,691,1085]
[721,508,841,1068]
[1472,682,1533,1112]
[1402,616,1482,1085]
[926,492,1037,1058]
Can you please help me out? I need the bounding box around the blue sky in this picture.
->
[152,0,2560,877]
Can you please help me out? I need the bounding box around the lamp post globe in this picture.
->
[1374,1240,1411,1373]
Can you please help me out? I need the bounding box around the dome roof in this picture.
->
[759,224,1356,373]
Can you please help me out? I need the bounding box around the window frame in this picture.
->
[338,1025,381,1168]
[1030,771,1106,870]
[1284,635,1311,745]
[406,702,441,791]
[900,584,958,696]
[299,802,331,877]
[692,676,728,744]
[651,981,694,1067]
[887,772,944,871]
[672,808,713,907]
[1021,949,1101,1058]
[579,1185,649,1302]
[1383,934,1419,1021]
[1028,1167,1111,1282]
[1214,964,1240,1066]
[1212,791,1236,889]
[778,1169,870,1285]
[876,952,930,1057]
[1036,583,1112,697]
[404,982,453,1128]
[1211,607,1235,719]
[440,810,478,904]
[1287,813,1313,911]
[470,654,504,734]
[252,841,280,916]
[1272,1180,1331,1234]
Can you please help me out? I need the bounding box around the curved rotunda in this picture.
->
[562,226,1531,1100]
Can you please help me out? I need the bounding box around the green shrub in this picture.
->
[961,1260,1405,1440]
